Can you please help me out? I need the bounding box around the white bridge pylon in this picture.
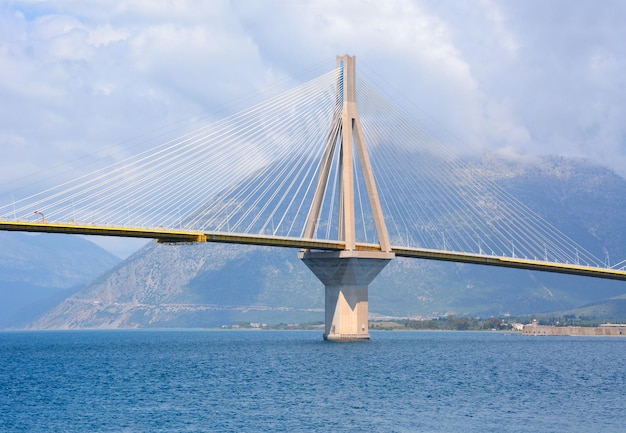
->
[300,55,394,341]
[303,55,392,253]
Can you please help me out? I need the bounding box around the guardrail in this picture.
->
[2,220,625,281]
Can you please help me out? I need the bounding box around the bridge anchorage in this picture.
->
[299,55,394,341]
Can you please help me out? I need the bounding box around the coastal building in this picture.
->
[522,320,626,336]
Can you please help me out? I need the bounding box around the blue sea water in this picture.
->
[1,330,625,433]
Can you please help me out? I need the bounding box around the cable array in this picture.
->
[0,63,606,268]
[356,74,604,267]
[0,69,342,237]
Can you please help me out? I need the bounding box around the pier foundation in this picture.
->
[299,250,392,341]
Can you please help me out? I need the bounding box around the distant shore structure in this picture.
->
[522,319,626,336]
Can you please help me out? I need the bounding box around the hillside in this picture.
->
[23,155,626,328]
[481,153,626,261]
[0,232,120,328]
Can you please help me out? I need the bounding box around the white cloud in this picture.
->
[2,0,625,171]
[480,0,519,57]
[88,24,129,47]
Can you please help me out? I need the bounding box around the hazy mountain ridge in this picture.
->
[0,232,120,327]
[477,153,626,261]
[0,232,119,287]
[18,155,626,328]
[27,242,326,329]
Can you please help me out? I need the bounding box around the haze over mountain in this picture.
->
[0,232,120,328]
[9,155,626,329]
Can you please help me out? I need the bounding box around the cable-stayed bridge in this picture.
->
[1,55,625,339]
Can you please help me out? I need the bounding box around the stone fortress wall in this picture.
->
[522,320,626,336]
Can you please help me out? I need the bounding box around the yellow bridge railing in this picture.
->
[2,220,625,281]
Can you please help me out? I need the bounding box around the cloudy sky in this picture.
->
[1,0,625,256]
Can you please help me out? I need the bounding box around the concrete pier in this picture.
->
[300,55,394,340]
[300,250,392,340]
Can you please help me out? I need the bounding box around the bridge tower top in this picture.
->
[304,54,392,253]
[338,54,356,104]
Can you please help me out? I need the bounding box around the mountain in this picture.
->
[557,295,626,320]
[480,153,626,261]
[27,242,324,329]
[24,155,626,328]
[0,232,120,328]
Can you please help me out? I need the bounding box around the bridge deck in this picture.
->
[2,220,625,281]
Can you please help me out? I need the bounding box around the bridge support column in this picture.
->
[299,250,392,341]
